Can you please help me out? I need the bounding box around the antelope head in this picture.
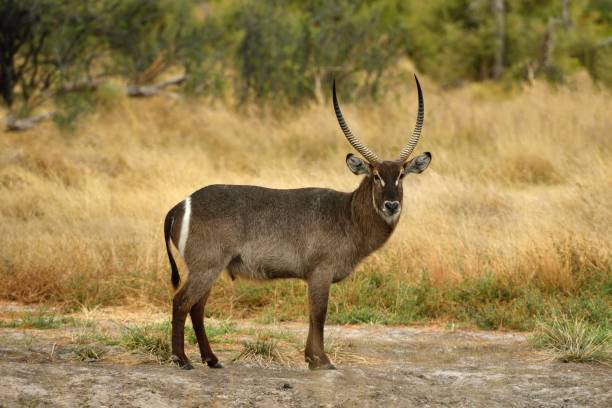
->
[333,75,432,225]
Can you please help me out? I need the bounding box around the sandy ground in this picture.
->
[0,305,610,407]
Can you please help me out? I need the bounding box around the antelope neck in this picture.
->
[349,177,395,255]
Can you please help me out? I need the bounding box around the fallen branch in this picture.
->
[5,111,55,131]
[24,78,104,113]
[127,75,186,97]
[596,36,612,48]
[55,78,102,94]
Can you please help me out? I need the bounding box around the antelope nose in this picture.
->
[384,201,400,213]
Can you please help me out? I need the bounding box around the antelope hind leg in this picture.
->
[190,289,223,368]
[171,289,193,370]
[172,262,224,370]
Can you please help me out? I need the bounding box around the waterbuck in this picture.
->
[163,75,432,370]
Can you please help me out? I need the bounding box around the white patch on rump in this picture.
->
[178,196,191,257]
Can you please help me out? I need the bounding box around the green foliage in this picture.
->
[100,0,197,84]
[180,9,232,98]
[52,80,124,132]
[0,0,102,110]
[230,0,407,104]
[53,90,98,132]
[1,0,611,117]
[405,0,498,85]
[405,0,612,86]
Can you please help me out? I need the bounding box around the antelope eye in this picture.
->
[373,174,381,183]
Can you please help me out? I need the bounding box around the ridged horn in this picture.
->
[333,80,380,163]
[397,74,424,162]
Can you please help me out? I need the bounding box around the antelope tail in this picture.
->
[164,208,180,289]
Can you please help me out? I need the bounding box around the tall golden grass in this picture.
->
[0,75,610,326]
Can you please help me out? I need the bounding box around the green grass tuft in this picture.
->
[329,307,389,324]
[119,323,172,362]
[531,315,610,363]
[74,343,108,361]
[0,311,71,329]
[233,333,286,365]
[187,320,238,345]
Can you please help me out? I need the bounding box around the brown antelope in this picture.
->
[163,75,431,370]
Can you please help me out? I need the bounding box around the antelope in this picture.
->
[163,75,431,370]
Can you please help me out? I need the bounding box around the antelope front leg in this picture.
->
[305,276,335,370]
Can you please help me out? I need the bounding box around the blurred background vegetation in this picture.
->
[1,0,611,126]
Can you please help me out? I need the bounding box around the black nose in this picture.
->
[384,201,400,212]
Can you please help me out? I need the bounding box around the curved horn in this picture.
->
[333,80,380,163]
[397,74,424,162]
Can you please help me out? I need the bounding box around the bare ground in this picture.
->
[0,304,610,407]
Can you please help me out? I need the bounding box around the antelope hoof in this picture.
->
[205,356,223,368]
[171,354,193,370]
[306,358,336,370]
[308,363,336,370]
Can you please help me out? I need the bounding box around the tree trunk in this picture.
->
[491,0,505,80]
[561,0,572,30]
[539,18,557,73]
[127,75,186,97]
[313,71,323,105]
[0,62,14,107]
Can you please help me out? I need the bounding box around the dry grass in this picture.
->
[0,74,610,328]
[232,333,289,367]
[232,331,370,367]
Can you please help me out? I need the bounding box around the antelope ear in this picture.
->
[346,153,371,175]
[403,152,432,175]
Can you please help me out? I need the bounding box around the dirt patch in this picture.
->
[0,304,610,407]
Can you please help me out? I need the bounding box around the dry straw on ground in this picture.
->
[0,75,610,326]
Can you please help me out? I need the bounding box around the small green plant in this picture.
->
[53,91,98,132]
[329,307,388,325]
[119,324,171,362]
[0,319,21,328]
[72,325,117,346]
[74,344,108,362]
[187,320,237,345]
[531,315,610,363]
